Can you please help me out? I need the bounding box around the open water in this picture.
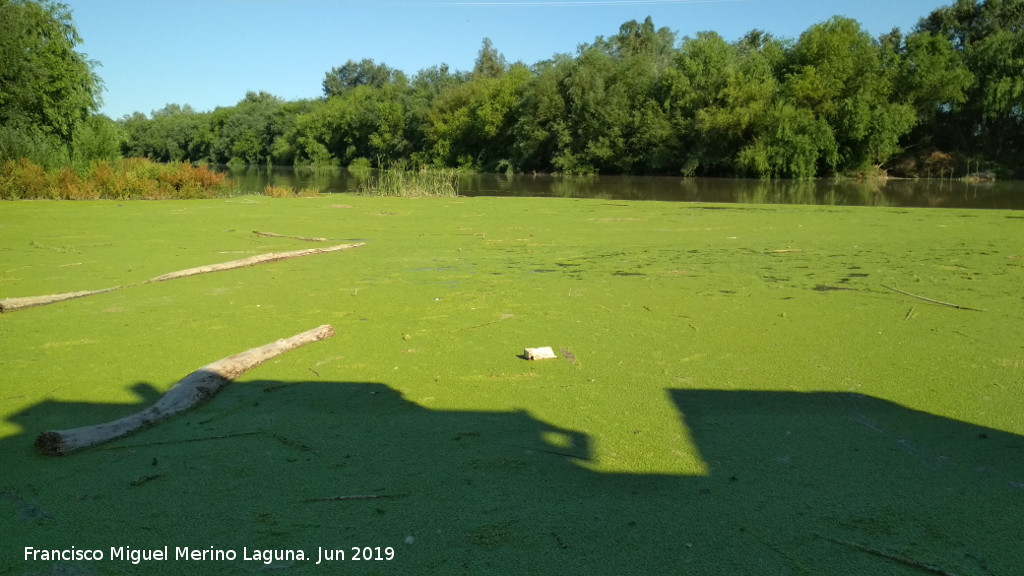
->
[217,165,1024,210]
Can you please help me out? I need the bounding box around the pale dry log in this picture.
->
[146,243,364,283]
[252,230,328,242]
[35,324,336,455]
[2,243,364,313]
[0,287,122,313]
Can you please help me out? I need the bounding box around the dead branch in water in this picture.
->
[1,243,364,313]
[881,284,981,311]
[147,243,363,283]
[252,230,327,242]
[35,324,335,455]
[0,287,122,313]
[304,494,404,503]
[818,535,962,576]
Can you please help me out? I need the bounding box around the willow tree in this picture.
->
[0,0,102,165]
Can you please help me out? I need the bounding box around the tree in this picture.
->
[511,57,570,172]
[668,31,744,175]
[71,114,122,166]
[916,0,1024,172]
[211,91,282,164]
[472,38,508,79]
[784,17,917,172]
[323,59,403,97]
[0,0,102,163]
[738,102,838,179]
[422,63,531,170]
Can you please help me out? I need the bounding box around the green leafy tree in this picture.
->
[916,0,1024,172]
[71,114,122,167]
[423,63,531,170]
[555,44,627,173]
[120,104,211,163]
[472,38,508,79]
[784,17,917,172]
[738,102,838,179]
[511,56,570,172]
[210,91,282,164]
[667,31,745,175]
[610,18,677,172]
[323,59,404,97]
[0,0,102,165]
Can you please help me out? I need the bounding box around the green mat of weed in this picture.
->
[1,197,1022,574]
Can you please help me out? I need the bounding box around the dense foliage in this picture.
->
[0,0,116,169]
[2,1,1022,179]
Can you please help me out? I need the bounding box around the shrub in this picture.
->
[0,158,234,200]
[347,157,372,174]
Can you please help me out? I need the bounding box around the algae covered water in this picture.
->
[1,196,1022,574]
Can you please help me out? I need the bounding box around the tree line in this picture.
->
[3,0,1023,179]
[0,0,120,169]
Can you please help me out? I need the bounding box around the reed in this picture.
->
[359,160,458,197]
[263,184,295,197]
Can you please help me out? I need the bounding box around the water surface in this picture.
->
[219,165,1024,209]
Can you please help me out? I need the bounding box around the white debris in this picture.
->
[524,346,557,360]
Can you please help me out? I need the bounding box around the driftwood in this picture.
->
[1,243,364,313]
[0,287,122,313]
[304,494,399,503]
[35,324,335,455]
[146,243,364,283]
[253,230,327,242]
[881,284,981,311]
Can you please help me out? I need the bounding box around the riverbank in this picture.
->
[1,197,1022,574]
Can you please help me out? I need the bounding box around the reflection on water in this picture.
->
[217,165,1024,209]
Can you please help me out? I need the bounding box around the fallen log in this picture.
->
[147,243,364,283]
[253,230,327,242]
[35,324,336,455]
[1,243,365,313]
[0,287,122,313]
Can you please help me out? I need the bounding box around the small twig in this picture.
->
[305,494,402,503]
[98,430,264,450]
[881,284,981,311]
[253,230,327,242]
[560,348,579,365]
[506,443,587,460]
[460,320,501,331]
[129,474,165,487]
[818,535,962,576]
[904,306,915,321]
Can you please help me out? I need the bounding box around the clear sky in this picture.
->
[63,0,953,119]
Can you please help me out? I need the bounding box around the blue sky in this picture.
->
[64,0,952,119]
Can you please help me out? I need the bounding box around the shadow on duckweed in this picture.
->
[4,378,1023,574]
[219,165,1024,209]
